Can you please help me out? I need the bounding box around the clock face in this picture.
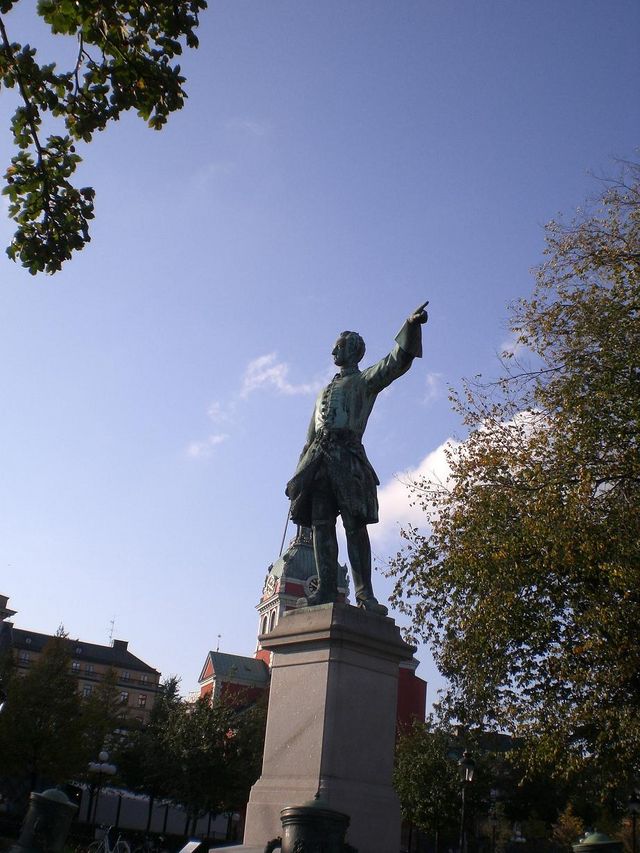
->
[305,575,319,595]
[264,575,276,596]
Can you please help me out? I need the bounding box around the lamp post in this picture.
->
[88,750,116,831]
[458,751,476,853]
[489,789,499,853]
[629,793,640,853]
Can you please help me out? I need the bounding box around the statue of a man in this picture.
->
[286,302,429,615]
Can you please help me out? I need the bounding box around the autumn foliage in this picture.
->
[388,163,640,795]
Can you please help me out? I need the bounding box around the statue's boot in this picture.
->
[357,597,388,616]
[297,522,339,607]
[346,524,389,617]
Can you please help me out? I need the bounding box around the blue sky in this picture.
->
[1,1,638,703]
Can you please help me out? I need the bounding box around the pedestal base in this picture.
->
[243,603,414,853]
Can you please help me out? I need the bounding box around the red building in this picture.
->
[397,659,428,728]
[198,651,269,705]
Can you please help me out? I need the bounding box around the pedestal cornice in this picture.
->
[259,602,415,663]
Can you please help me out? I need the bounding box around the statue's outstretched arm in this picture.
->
[364,301,429,392]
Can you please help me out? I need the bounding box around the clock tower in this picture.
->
[255,525,349,664]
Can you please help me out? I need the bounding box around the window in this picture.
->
[85,664,95,674]
[137,694,147,708]
[119,691,129,704]
[140,674,148,684]
[19,651,30,665]
[82,684,92,697]
[71,660,80,672]
[75,646,82,654]
[122,671,130,681]
[269,611,276,631]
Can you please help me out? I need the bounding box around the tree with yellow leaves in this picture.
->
[388,162,640,799]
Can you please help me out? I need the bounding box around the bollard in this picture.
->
[573,831,623,853]
[11,788,78,853]
[264,793,355,852]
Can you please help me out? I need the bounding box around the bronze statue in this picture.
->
[286,302,429,615]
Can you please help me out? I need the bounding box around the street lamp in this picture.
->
[489,789,499,853]
[87,750,116,831]
[458,751,476,853]
[511,826,526,844]
[629,793,640,853]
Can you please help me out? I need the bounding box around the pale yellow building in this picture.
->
[0,594,160,725]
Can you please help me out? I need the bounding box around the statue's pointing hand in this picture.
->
[408,300,429,325]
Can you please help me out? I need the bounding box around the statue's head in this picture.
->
[332,331,365,368]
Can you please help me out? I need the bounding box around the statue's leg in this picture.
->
[297,468,339,607]
[343,517,388,616]
[309,520,339,604]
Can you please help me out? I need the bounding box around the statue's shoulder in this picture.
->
[358,361,385,385]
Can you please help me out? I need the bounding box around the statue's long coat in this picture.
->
[286,320,423,527]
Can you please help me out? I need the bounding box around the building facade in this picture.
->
[198,651,269,706]
[0,594,160,725]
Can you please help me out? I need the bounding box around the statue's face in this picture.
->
[332,333,362,367]
[332,335,350,366]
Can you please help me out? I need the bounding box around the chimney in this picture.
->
[0,595,17,621]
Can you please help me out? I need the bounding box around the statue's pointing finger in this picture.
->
[409,300,429,325]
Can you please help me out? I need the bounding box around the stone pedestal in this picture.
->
[243,603,414,853]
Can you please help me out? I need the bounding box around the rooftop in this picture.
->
[199,651,269,685]
[11,628,160,675]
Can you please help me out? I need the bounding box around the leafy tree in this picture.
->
[0,0,206,274]
[118,682,267,830]
[394,722,543,853]
[551,805,585,852]
[81,667,128,760]
[387,163,640,799]
[0,634,85,789]
[116,677,183,830]
[394,720,461,848]
[0,635,135,811]
[162,695,230,829]
[0,643,13,706]
[220,691,268,813]
[117,675,182,786]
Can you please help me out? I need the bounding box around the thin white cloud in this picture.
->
[224,117,270,137]
[188,354,320,460]
[203,160,235,178]
[370,438,459,549]
[424,372,444,404]
[190,160,236,191]
[207,400,234,424]
[240,353,320,399]
[186,433,228,459]
[500,334,527,359]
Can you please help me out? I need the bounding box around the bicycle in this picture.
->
[87,826,131,853]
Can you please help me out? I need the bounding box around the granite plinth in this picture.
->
[243,603,414,853]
